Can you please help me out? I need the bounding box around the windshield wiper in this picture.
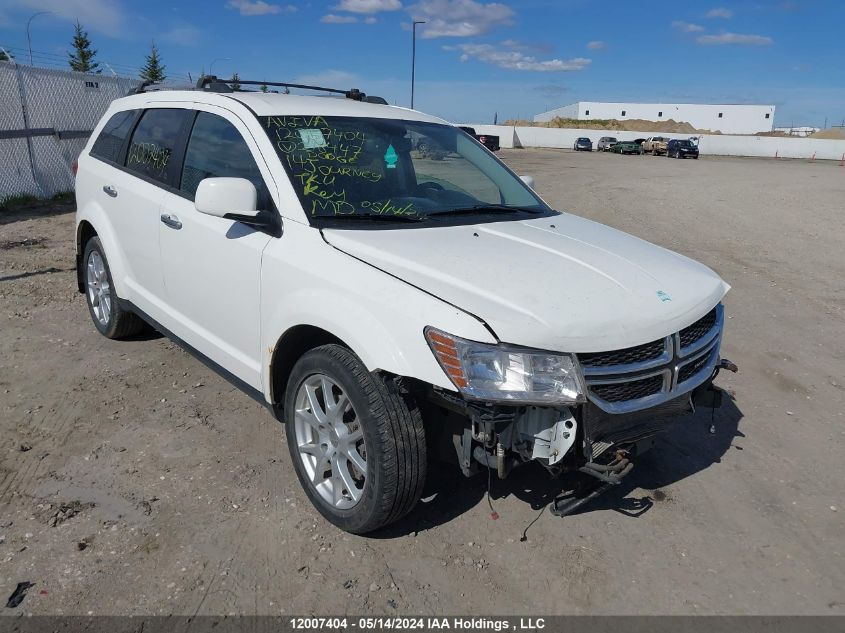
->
[321,213,424,223]
[426,204,545,218]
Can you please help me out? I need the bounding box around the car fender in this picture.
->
[75,195,131,298]
[259,221,497,401]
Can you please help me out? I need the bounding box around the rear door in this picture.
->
[156,106,275,389]
[114,107,192,317]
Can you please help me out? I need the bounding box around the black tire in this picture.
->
[284,344,426,534]
[82,236,145,339]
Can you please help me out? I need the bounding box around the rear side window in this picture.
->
[180,112,271,209]
[125,109,189,184]
[90,110,137,163]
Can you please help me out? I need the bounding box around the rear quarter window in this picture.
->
[90,110,138,163]
[125,108,190,185]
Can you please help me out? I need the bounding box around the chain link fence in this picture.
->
[0,62,141,201]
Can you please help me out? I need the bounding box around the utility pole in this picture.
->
[27,11,51,65]
[411,20,425,109]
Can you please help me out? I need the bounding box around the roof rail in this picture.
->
[128,80,194,95]
[129,80,156,95]
[195,76,388,105]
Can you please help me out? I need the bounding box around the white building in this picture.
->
[533,101,776,135]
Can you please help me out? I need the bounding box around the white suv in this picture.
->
[75,79,731,533]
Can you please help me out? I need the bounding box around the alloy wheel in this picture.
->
[293,374,367,509]
[86,250,111,326]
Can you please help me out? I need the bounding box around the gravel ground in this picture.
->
[0,150,843,616]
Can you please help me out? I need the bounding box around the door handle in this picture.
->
[160,213,182,230]
[103,185,118,198]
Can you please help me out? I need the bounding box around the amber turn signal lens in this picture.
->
[424,328,468,388]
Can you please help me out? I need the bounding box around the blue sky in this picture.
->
[1,0,842,127]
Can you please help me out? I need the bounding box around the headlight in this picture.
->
[425,327,586,405]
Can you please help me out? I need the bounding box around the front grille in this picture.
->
[678,352,712,384]
[581,304,723,414]
[579,339,665,369]
[679,307,717,349]
[590,375,664,403]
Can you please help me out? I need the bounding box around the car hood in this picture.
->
[322,214,729,352]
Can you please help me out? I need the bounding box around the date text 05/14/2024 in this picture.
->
[289,617,547,630]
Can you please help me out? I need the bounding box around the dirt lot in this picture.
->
[1,150,843,616]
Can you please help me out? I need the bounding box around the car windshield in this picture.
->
[679,140,694,147]
[258,115,550,226]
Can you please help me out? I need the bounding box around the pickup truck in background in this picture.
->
[459,126,500,152]
[642,136,669,156]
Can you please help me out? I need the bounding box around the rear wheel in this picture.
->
[284,344,426,534]
[83,237,145,339]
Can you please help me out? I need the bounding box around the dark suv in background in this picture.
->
[667,139,700,159]
[573,137,593,151]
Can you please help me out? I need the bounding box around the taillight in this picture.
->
[479,135,487,143]
[72,158,79,176]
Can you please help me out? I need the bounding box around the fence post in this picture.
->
[13,64,42,197]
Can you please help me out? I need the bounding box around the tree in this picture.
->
[140,41,166,83]
[259,82,268,93]
[68,21,100,73]
[230,72,240,90]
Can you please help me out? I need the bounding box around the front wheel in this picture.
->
[284,345,426,534]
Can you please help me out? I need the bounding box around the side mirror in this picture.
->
[195,177,259,219]
[519,175,535,190]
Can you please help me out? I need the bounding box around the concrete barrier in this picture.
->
[461,124,845,161]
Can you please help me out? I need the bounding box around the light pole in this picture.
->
[209,57,231,77]
[27,11,51,66]
[411,20,425,109]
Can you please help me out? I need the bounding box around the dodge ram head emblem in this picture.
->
[656,290,672,302]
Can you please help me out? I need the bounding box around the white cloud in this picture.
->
[6,0,125,34]
[586,40,606,50]
[706,7,733,18]
[697,32,773,45]
[321,13,359,22]
[226,0,297,16]
[671,20,704,32]
[450,43,591,72]
[333,0,401,12]
[321,13,379,23]
[160,25,201,46]
[407,0,515,39]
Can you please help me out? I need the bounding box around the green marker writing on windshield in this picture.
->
[384,144,398,169]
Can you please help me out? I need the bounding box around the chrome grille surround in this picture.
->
[579,304,724,414]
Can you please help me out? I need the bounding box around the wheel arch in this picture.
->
[268,324,348,414]
[76,220,98,293]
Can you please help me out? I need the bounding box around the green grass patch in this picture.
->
[1,191,74,212]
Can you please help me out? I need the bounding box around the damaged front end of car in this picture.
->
[421,303,737,515]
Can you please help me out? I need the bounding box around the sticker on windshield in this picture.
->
[298,128,327,149]
[384,144,398,169]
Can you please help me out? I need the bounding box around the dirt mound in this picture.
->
[811,128,845,140]
[504,117,710,134]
